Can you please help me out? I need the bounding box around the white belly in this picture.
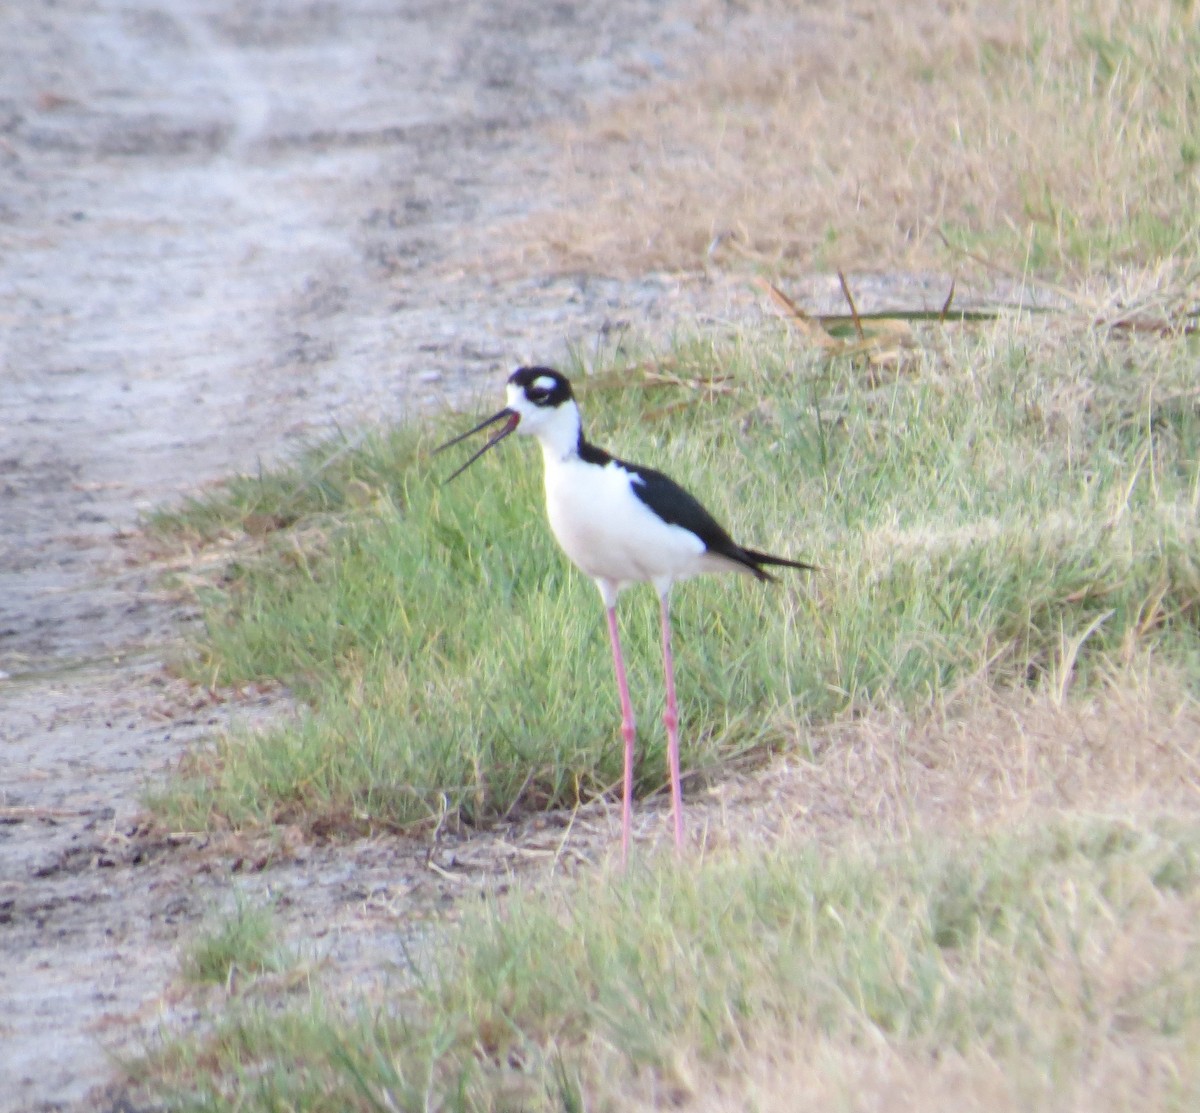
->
[542,455,707,592]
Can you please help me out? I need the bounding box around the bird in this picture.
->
[435,366,813,863]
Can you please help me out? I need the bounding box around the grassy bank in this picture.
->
[150,320,1198,838]
[138,819,1200,1110]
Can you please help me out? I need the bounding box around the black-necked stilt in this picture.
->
[436,367,813,862]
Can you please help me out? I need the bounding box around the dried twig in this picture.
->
[0,805,84,822]
[837,270,865,340]
[940,278,956,322]
[754,277,839,348]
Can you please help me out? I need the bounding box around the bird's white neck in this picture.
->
[528,400,583,465]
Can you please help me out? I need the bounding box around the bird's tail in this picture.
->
[741,548,818,580]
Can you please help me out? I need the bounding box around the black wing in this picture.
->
[624,459,802,580]
[580,436,815,578]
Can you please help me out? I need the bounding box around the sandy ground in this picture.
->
[0,3,752,1109]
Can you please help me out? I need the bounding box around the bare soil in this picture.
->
[0,3,750,1108]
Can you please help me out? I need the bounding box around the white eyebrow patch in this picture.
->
[533,375,558,393]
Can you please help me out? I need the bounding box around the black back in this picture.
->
[626,461,745,559]
[596,444,810,580]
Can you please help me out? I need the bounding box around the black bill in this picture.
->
[434,408,521,482]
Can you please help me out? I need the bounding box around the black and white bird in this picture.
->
[436,366,813,863]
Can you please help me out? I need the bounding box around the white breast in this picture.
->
[541,453,707,594]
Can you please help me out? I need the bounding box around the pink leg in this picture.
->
[605,605,636,867]
[659,593,684,852]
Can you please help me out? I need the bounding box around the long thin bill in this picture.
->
[433,408,512,455]
[438,410,520,482]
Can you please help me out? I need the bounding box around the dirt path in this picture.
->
[0,3,749,1108]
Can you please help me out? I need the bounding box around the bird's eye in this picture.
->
[527,388,549,403]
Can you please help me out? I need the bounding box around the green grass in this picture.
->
[135,818,1200,1110]
[150,322,1200,836]
[937,0,1200,275]
[181,897,294,988]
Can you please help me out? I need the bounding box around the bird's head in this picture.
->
[503,367,576,435]
[435,367,579,481]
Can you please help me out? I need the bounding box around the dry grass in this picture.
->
[490,662,1200,864]
[497,0,1200,279]
[707,665,1200,844]
[658,1019,1199,1113]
